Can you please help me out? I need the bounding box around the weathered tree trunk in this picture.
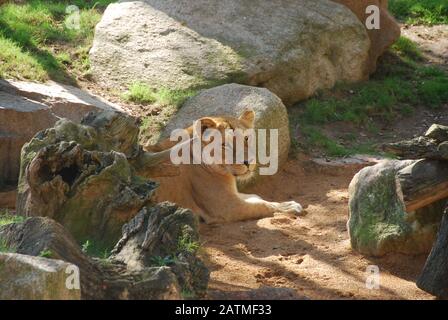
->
[396,160,448,212]
[425,124,448,142]
[383,123,448,160]
[384,136,442,159]
[15,111,187,248]
[417,206,448,299]
[0,203,209,299]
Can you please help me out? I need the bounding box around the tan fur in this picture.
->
[146,110,302,224]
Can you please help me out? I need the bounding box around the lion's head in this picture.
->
[192,110,257,179]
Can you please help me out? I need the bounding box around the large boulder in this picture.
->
[348,160,444,256]
[0,80,123,188]
[332,0,401,72]
[0,252,81,300]
[153,84,290,178]
[90,0,370,105]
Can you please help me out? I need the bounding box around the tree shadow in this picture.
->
[201,218,404,299]
[0,4,77,85]
[0,2,77,86]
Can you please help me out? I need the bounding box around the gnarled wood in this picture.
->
[417,208,448,298]
[383,123,448,160]
[384,136,441,160]
[396,160,448,212]
[0,203,209,299]
[425,124,448,142]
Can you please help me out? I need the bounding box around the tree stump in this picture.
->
[383,123,448,160]
[16,111,182,248]
[417,205,448,299]
[396,160,448,212]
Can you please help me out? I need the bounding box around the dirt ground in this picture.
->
[200,25,447,300]
[201,157,434,300]
[401,24,448,70]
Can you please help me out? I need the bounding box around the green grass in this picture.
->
[0,239,15,253]
[123,81,199,145]
[389,0,448,25]
[0,0,116,83]
[150,255,176,267]
[81,239,111,259]
[123,81,197,107]
[177,227,200,254]
[0,212,25,227]
[291,36,448,158]
[38,249,53,258]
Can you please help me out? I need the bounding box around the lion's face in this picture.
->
[193,110,257,179]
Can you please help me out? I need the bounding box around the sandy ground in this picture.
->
[200,158,434,300]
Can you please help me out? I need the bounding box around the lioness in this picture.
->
[146,110,303,224]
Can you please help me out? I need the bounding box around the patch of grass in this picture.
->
[81,239,111,259]
[389,0,448,25]
[125,81,199,146]
[291,36,448,157]
[123,81,197,107]
[38,249,53,258]
[0,239,15,253]
[150,255,176,267]
[181,288,196,300]
[0,0,116,83]
[391,36,423,62]
[122,81,156,104]
[177,227,200,254]
[0,213,25,227]
[297,126,377,157]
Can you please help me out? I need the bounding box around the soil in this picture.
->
[401,24,448,71]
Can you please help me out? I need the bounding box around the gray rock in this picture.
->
[90,0,370,105]
[348,160,443,256]
[157,84,290,181]
[0,80,123,187]
[0,252,81,300]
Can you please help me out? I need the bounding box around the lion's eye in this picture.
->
[244,136,249,141]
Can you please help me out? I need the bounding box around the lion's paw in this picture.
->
[276,201,303,215]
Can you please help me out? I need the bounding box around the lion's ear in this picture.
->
[193,117,218,137]
[239,109,255,125]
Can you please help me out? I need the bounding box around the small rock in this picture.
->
[0,252,81,300]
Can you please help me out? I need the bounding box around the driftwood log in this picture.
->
[417,206,448,299]
[396,160,448,212]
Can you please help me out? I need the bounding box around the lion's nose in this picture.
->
[244,160,249,166]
